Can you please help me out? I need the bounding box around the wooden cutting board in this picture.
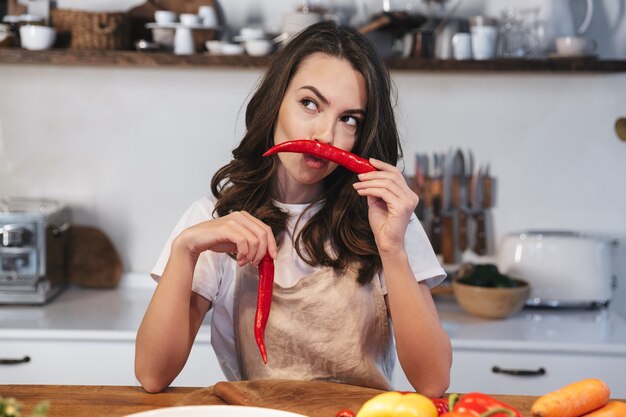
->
[176,379,384,417]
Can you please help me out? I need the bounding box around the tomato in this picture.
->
[336,409,356,417]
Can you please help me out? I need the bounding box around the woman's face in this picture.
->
[272,52,367,204]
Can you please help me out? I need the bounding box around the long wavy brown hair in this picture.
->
[210,21,402,284]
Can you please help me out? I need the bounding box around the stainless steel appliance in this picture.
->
[497,230,615,308]
[0,198,70,304]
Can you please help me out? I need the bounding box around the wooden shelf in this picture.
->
[0,48,269,68]
[2,48,626,72]
[387,56,626,73]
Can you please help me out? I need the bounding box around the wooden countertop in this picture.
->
[0,380,542,417]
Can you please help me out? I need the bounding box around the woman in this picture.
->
[135,21,451,397]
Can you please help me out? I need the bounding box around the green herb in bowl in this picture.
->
[457,263,520,288]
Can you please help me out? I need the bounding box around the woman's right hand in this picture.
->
[175,211,277,266]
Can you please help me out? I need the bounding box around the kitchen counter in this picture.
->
[2,274,626,394]
[435,294,626,355]
[0,273,210,344]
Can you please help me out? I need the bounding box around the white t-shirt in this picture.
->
[151,196,446,381]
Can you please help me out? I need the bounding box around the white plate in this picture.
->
[125,405,308,417]
[146,23,221,30]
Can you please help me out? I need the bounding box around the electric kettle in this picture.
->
[484,0,593,53]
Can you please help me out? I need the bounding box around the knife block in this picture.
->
[408,174,495,265]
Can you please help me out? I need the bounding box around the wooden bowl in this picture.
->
[452,279,530,319]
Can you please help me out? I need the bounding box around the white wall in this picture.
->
[2,67,625,272]
[1,1,626,309]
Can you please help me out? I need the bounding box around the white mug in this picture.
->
[174,27,194,55]
[555,36,597,56]
[198,6,218,27]
[452,32,472,60]
[471,26,497,60]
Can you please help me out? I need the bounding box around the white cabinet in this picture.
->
[0,337,224,387]
[0,278,224,388]
[392,347,626,397]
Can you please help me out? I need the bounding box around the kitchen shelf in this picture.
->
[2,48,626,72]
[0,48,269,68]
[387,56,626,73]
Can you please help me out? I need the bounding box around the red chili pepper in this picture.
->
[255,253,274,364]
[262,140,376,174]
[451,393,522,417]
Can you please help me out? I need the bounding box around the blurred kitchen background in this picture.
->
[1,0,625,312]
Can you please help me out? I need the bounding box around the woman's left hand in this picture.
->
[352,158,419,254]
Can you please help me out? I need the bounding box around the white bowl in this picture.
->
[244,39,273,56]
[19,25,55,51]
[220,43,244,56]
[205,40,223,54]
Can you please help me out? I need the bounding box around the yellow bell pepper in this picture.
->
[357,391,439,417]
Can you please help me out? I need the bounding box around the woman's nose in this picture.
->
[312,116,335,144]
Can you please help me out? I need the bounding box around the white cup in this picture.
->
[470,25,497,60]
[154,10,177,25]
[198,6,218,27]
[452,32,472,60]
[555,36,597,57]
[174,27,194,55]
[179,13,200,27]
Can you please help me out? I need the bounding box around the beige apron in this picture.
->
[233,263,394,390]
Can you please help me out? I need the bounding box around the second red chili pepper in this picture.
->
[255,252,274,364]
[262,140,376,174]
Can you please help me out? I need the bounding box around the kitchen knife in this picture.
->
[464,149,475,251]
[414,153,429,221]
[454,149,469,253]
[441,149,456,264]
[471,164,487,255]
[428,153,443,254]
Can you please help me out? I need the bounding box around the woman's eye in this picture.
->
[341,115,360,127]
[300,98,318,111]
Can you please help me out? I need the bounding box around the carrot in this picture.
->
[582,401,626,417]
[531,378,611,417]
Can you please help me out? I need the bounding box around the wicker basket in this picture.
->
[51,9,130,50]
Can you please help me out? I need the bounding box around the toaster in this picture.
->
[497,230,615,308]
[0,197,70,304]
